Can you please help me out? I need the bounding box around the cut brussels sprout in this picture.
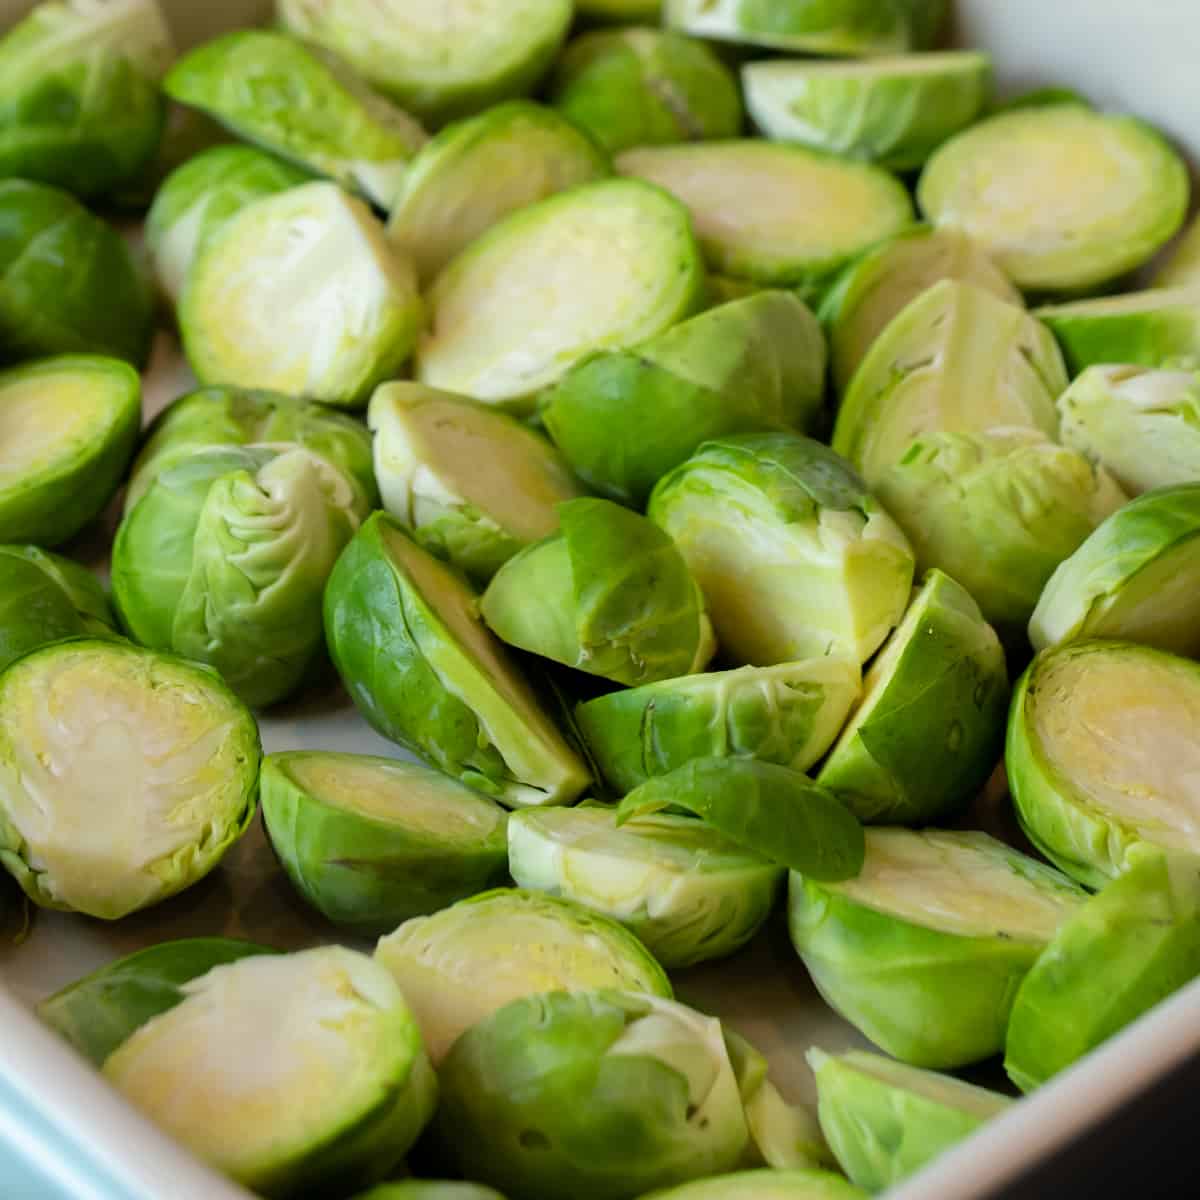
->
[417,179,705,413]
[165,31,426,210]
[617,142,913,293]
[818,570,1008,825]
[918,105,1189,293]
[180,182,423,410]
[643,1170,866,1200]
[808,1048,1011,1191]
[370,382,584,585]
[0,639,259,919]
[261,751,509,934]
[507,804,783,968]
[325,513,590,808]
[103,946,437,1198]
[541,291,827,506]
[1156,215,1200,289]
[649,433,915,667]
[788,828,1085,1067]
[352,1186,507,1200]
[730,1044,832,1173]
[482,498,715,686]
[113,445,366,708]
[388,101,608,285]
[374,889,671,1063]
[0,355,140,547]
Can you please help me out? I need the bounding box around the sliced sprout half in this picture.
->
[642,1170,867,1199]
[1155,214,1200,289]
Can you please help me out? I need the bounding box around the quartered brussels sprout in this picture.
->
[0,639,259,919]
[542,291,827,506]
[818,570,1008,826]
[374,889,671,1064]
[325,514,590,808]
[482,498,715,686]
[370,382,584,585]
[180,181,423,409]
[352,1186,507,1200]
[261,751,509,934]
[551,28,742,157]
[643,1170,866,1200]
[0,355,140,547]
[0,0,173,197]
[1156,214,1200,289]
[416,178,705,413]
[918,104,1190,294]
[388,101,608,285]
[103,946,437,1198]
[649,433,915,667]
[788,828,1086,1067]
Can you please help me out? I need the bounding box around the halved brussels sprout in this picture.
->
[325,513,590,808]
[374,889,671,1063]
[649,433,914,667]
[261,751,509,934]
[643,1170,866,1200]
[1156,215,1200,289]
[617,142,913,293]
[103,946,437,1198]
[788,828,1086,1067]
[0,355,141,546]
[541,291,827,506]
[918,105,1189,293]
[416,178,705,413]
[808,1048,1011,1191]
[818,570,1008,825]
[180,182,423,410]
[352,1186,507,1200]
[370,382,584,585]
[0,639,259,919]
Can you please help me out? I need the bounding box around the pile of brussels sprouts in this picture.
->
[2,0,1200,1196]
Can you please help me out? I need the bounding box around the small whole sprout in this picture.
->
[1155,213,1200,288]
[641,1170,867,1199]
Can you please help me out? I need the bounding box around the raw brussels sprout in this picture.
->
[103,946,437,1198]
[0,639,259,919]
[352,1187,507,1200]
[113,446,366,708]
[374,889,672,1063]
[277,0,573,126]
[180,181,423,410]
[0,355,141,547]
[370,382,584,585]
[261,751,509,934]
[0,0,173,197]
[482,498,715,686]
[388,101,608,285]
[1156,214,1200,289]
[325,513,590,808]
[416,179,705,413]
[507,804,784,968]
[165,31,426,210]
[918,105,1190,294]
[551,29,742,157]
[788,828,1086,1067]
[617,142,913,293]
[541,291,827,506]
[818,570,1008,825]
[643,1170,866,1200]
[649,433,915,667]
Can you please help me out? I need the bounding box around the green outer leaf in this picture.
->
[642,1169,867,1199]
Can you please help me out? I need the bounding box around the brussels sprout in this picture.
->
[818,570,1008,825]
[643,1170,866,1200]
[918,105,1189,294]
[649,433,915,667]
[180,182,423,410]
[261,751,509,934]
[541,291,827,506]
[388,102,608,285]
[0,639,259,919]
[0,355,141,547]
[0,0,173,197]
[788,828,1086,1067]
[325,513,590,808]
[352,1186,507,1200]
[617,142,913,294]
[579,0,662,20]
[416,179,705,413]
[374,889,671,1063]
[1156,215,1200,289]
[370,382,584,585]
[277,0,573,126]
[0,180,152,367]
[551,29,741,157]
[807,1048,1012,1191]
[103,946,437,1198]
